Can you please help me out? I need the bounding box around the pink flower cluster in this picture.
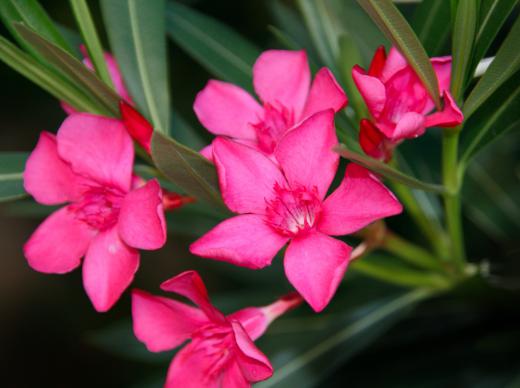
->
[21,46,462,387]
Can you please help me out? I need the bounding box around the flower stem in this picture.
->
[442,129,466,270]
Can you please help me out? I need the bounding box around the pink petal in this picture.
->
[118,179,166,250]
[284,231,351,312]
[165,342,219,388]
[119,101,153,153]
[318,163,403,236]
[131,289,209,352]
[275,110,338,200]
[368,45,387,77]
[23,132,83,205]
[103,53,132,102]
[231,321,273,383]
[228,292,302,341]
[352,66,386,118]
[200,143,214,161]
[391,111,426,141]
[213,138,285,214]
[302,67,348,119]
[359,119,394,162]
[82,227,139,312]
[222,361,250,388]
[57,113,134,192]
[425,91,464,128]
[253,50,310,118]
[432,56,452,93]
[190,214,288,270]
[160,270,226,324]
[194,80,262,140]
[24,206,94,274]
[381,47,407,82]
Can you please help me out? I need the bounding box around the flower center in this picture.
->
[251,102,295,154]
[191,323,235,380]
[70,186,124,230]
[265,184,321,237]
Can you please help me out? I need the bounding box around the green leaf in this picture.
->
[0,35,102,113]
[101,0,170,133]
[471,0,518,71]
[411,0,451,56]
[14,23,120,116]
[334,144,448,194]
[0,0,74,56]
[460,70,520,166]
[166,1,260,92]
[0,152,28,202]
[463,15,520,119]
[450,0,478,102]
[356,0,441,108]
[257,288,432,387]
[69,0,113,88]
[151,131,225,208]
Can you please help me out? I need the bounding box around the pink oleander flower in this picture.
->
[132,270,302,387]
[23,113,167,312]
[62,45,131,115]
[190,110,402,312]
[119,100,153,153]
[194,49,348,159]
[353,46,464,161]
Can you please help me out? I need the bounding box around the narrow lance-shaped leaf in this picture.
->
[14,23,120,116]
[356,0,441,109]
[0,152,28,203]
[166,1,260,92]
[101,0,170,133]
[0,0,74,56]
[0,35,103,113]
[450,0,478,103]
[463,15,520,119]
[334,145,448,194]
[411,0,451,56]
[69,0,113,88]
[151,132,225,209]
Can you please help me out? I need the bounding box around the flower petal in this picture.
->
[200,143,214,161]
[118,179,166,250]
[119,101,153,153]
[213,138,285,214]
[160,270,226,324]
[381,47,407,82]
[368,45,387,77]
[275,110,338,199]
[57,113,134,192]
[425,91,464,128]
[82,227,139,312]
[318,163,403,235]
[352,66,386,118]
[284,232,351,312]
[392,111,426,141]
[24,206,94,274]
[194,80,262,140]
[190,214,288,270]
[131,289,209,352]
[253,49,310,118]
[228,292,302,341]
[231,321,273,383]
[165,342,219,388]
[23,132,83,205]
[359,119,394,161]
[222,361,250,388]
[302,67,348,119]
[432,56,452,93]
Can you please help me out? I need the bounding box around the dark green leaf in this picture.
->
[0,0,73,56]
[460,70,520,166]
[151,131,225,208]
[0,35,102,113]
[0,152,28,202]
[14,23,120,116]
[69,0,113,87]
[451,0,478,102]
[356,0,441,108]
[471,0,518,72]
[334,144,447,194]
[166,1,260,92]
[411,0,451,56]
[463,15,520,119]
[101,0,170,133]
